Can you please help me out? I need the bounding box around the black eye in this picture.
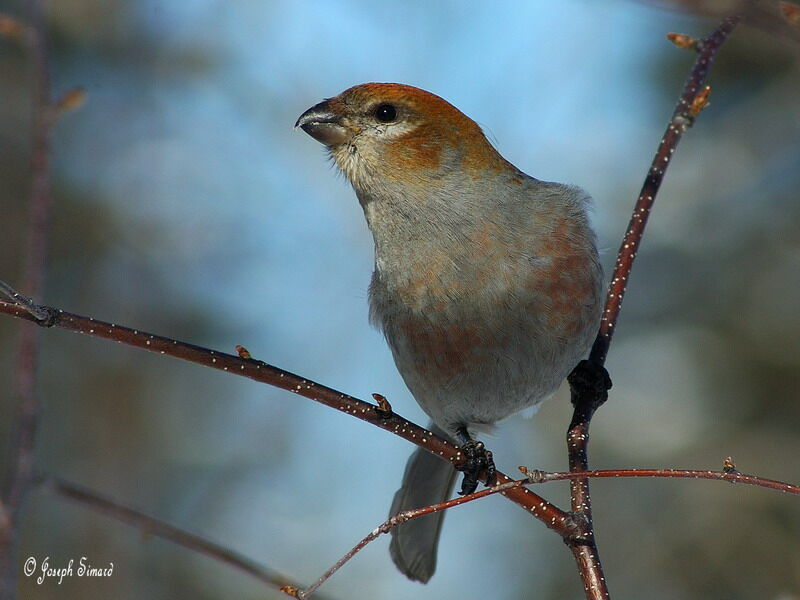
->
[374,103,397,123]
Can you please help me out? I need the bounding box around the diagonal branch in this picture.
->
[589,13,742,366]
[0,297,573,535]
[283,477,532,599]
[47,478,336,598]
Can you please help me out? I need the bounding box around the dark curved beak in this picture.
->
[295,99,348,146]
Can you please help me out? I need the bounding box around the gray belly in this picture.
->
[376,297,594,437]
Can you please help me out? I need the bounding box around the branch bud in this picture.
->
[667,32,699,51]
[372,393,393,416]
[689,85,711,117]
[54,87,87,116]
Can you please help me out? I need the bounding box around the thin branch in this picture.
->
[589,13,741,365]
[47,479,334,598]
[0,297,573,533]
[522,466,800,495]
[563,13,743,600]
[1,1,54,596]
[565,362,612,600]
[284,478,530,599]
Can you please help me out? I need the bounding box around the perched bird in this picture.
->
[296,83,603,583]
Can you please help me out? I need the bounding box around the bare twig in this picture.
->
[521,466,800,495]
[589,13,741,365]
[564,14,743,600]
[47,479,333,598]
[0,280,52,321]
[284,478,531,599]
[1,1,54,596]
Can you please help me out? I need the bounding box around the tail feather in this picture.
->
[388,426,457,583]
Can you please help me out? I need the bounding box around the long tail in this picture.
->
[388,425,457,583]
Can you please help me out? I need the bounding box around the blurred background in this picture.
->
[1,0,799,598]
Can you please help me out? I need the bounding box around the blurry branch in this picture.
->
[0,1,53,597]
[46,478,334,599]
[565,13,741,600]
[0,4,87,596]
[642,0,800,42]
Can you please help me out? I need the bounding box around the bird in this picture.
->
[296,83,603,583]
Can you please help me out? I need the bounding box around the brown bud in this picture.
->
[667,32,699,51]
[689,85,711,117]
[372,393,392,415]
[55,87,87,115]
[723,456,737,474]
[279,586,301,598]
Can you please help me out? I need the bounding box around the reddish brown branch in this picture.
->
[565,361,613,600]
[290,461,800,599]
[0,299,573,534]
[523,467,800,495]
[564,13,743,600]
[589,13,741,365]
[285,478,531,599]
[48,479,335,598]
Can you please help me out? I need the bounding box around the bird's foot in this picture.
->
[455,437,496,496]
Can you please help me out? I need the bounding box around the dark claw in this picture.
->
[456,439,497,495]
[460,472,478,496]
[484,449,497,486]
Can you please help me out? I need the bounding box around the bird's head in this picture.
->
[296,83,510,194]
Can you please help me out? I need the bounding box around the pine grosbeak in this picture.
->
[297,83,603,583]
